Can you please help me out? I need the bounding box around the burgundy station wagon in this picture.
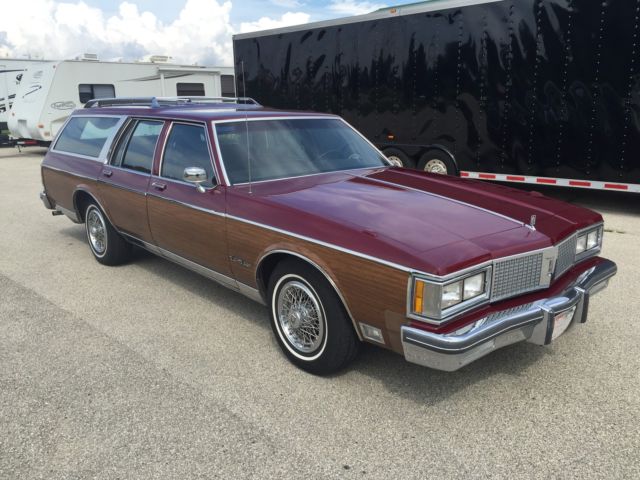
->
[39,97,617,374]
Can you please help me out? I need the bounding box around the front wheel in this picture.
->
[84,203,131,265]
[268,260,359,375]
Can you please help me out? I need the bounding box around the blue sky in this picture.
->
[0,0,393,65]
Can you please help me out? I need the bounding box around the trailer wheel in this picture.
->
[383,148,414,168]
[418,149,457,176]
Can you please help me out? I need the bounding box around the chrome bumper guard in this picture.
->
[40,190,54,210]
[401,259,617,372]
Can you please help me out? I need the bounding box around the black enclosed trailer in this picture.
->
[233,0,640,193]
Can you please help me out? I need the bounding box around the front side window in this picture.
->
[79,84,115,104]
[161,123,215,187]
[112,119,163,174]
[54,116,120,158]
[215,118,388,184]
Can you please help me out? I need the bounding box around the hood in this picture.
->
[229,168,602,275]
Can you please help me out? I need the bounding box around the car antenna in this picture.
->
[241,60,252,195]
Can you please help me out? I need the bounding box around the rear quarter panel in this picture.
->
[42,151,103,215]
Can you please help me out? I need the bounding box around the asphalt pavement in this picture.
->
[0,147,638,479]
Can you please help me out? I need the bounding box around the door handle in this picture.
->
[151,181,167,191]
[103,169,113,178]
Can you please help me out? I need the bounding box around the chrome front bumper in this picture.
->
[401,259,617,372]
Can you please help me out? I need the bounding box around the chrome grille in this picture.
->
[491,252,544,301]
[555,234,577,278]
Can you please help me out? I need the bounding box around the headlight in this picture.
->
[575,225,603,260]
[410,269,490,322]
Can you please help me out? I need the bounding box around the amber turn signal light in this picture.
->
[413,279,425,314]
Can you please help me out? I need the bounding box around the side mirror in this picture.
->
[183,167,208,193]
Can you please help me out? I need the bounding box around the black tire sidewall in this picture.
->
[418,149,457,175]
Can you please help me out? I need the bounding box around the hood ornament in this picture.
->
[528,215,537,230]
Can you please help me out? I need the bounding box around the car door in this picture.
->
[98,118,164,243]
[146,121,233,283]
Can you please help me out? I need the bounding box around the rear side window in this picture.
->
[111,119,163,174]
[161,123,214,186]
[54,116,120,158]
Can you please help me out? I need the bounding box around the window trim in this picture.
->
[210,115,392,187]
[51,114,127,162]
[157,120,219,187]
[107,117,164,175]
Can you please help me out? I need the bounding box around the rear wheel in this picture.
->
[84,203,131,265]
[268,260,359,375]
[383,148,414,168]
[418,149,457,176]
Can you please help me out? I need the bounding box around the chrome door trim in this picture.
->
[146,191,225,217]
[123,234,264,305]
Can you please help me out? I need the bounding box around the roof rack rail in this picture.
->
[84,96,261,108]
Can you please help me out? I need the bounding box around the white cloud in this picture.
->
[239,11,310,34]
[328,1,386,16]
[0,0,312,66]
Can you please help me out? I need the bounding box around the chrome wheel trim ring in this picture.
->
[386,155,404,167]
[273,275,328,360]
[424,159,448,175]
[86,206,107,257]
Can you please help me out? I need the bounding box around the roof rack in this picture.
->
[84,96,261,109]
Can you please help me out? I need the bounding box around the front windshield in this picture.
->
[215,118,388,184]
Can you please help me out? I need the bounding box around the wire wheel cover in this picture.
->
[87,208,107,254]
[277,280,325,353]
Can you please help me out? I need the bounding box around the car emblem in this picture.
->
[529,215,537,230]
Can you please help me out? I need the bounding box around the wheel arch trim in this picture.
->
[256,249,363,340]
[72,187,114,226]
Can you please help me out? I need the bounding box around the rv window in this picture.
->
[54,116,120,158]
[79,84,115,104]
[161,123,215,186]
[119,120,164,174]
[177,83,205,97]
[221,75,235,97]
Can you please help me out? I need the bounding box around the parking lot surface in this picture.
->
[1,147,639,479]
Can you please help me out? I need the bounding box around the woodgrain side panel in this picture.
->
[147,195,232,277]
[227,218,409,352]
[97,184,152,242]
[42,168,96,213]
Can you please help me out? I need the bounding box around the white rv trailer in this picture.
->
[8,58,235,143]
[1,59,51,134]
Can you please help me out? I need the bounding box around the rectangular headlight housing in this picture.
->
[575,225,603,261]
[410,267,491,323]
